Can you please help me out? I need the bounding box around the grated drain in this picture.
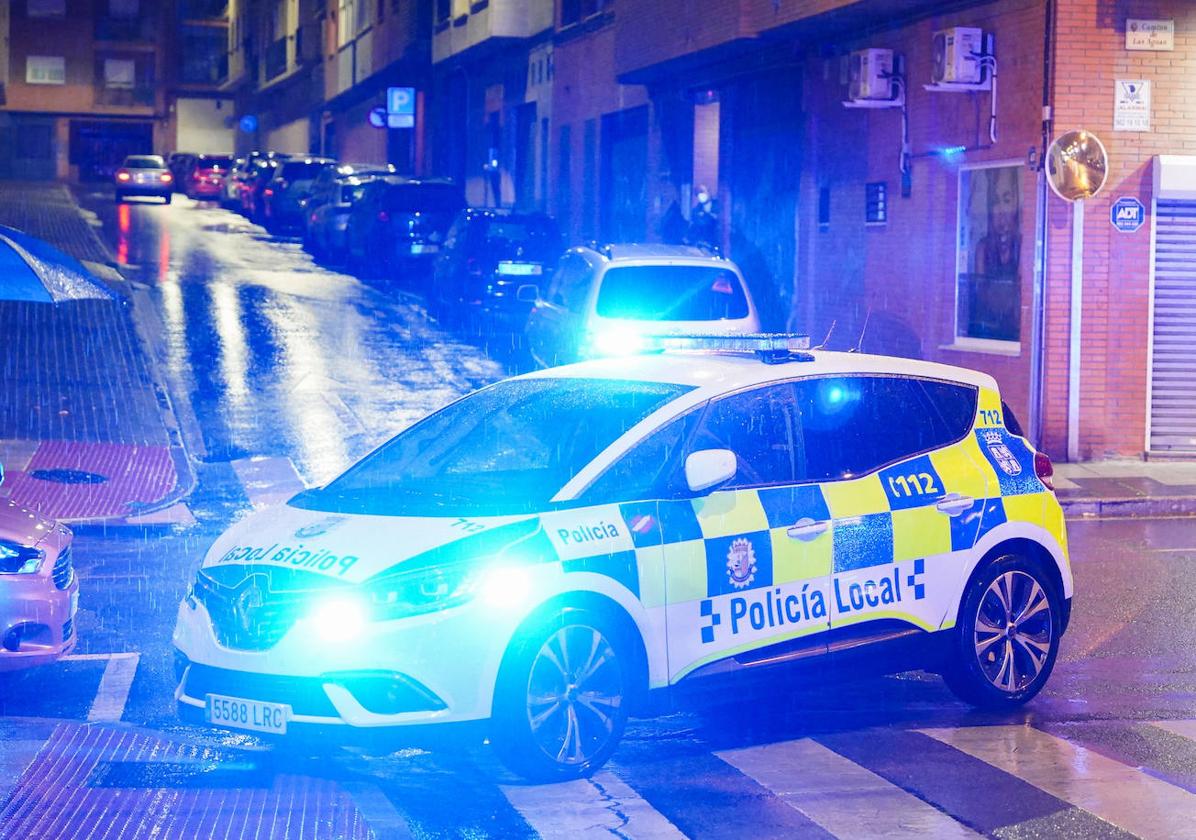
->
[28,469,108,485]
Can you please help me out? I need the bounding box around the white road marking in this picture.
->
[86,652,140,722]
[230,455,307,510]
[341,781,414,840]
[921,725,1196,839]
[717,738,980,840]
[501,770,686,839]
[61,652,140,662]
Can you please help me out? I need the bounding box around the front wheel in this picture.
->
[163,194,172,205]
[943,554,1062,709]
[491,609,631,782]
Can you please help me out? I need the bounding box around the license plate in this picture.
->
[496,261,543,276]
[411,243,439,254]
[205,693,290,734]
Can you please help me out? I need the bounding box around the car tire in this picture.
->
[164,194,173,205]
[491,607,631,782]
[943,553,1062,709]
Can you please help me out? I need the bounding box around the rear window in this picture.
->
[595,265,750,321]
[338,183,367,203]
[280,162,328,179]
[383,184,465,213]
[473,218,561,259]
[125,156,165,169]
[196,156,232,170]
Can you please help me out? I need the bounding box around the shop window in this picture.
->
[956,164,1022,343]
[26,56,65,85]
[865,182,887,225]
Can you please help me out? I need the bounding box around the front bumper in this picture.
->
[0,569,78,672]
[172,595,520,735]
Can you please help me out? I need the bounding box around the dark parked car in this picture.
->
[303,163,395,260]
[344,178,464,280]
[261,157,336,232]
[431,208,563,334]
[115,155,173,203]
[239,155,288,220]
[167,152,196,190]
[185,154,234,200]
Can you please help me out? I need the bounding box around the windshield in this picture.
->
[595,264,750,321]
[125,156,165,169]
[292,378,692,515]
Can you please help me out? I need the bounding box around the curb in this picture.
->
[1061,495,1196,519]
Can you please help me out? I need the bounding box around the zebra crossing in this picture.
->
[5,703,1196,837]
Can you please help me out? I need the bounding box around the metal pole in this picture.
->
[1029,168,1047,446]
[1067,199,1084,461]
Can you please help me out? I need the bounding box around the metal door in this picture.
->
[1150,200,1196,452]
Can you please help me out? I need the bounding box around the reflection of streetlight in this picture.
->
[1047,129,1108,202]
[116,203,131,265]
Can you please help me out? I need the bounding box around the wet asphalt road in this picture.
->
[3,193,1196,839]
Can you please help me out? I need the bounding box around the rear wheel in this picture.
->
[163,193,172,205]
[491,609,631,782]
[943,554,1061,709]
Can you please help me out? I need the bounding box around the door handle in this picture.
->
[935,493,976,516]
[786,517,829,541]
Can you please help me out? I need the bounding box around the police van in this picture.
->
[173,335,1071,781]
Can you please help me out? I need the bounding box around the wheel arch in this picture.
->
[958,537,1070,633]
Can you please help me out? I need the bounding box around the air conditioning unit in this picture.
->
[932,27,985,85]
[848,48,897,101]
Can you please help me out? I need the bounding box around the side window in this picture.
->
[690,384,798,488]
[547,254,592,310]
[581,409,702,503]
[796,376,978,482]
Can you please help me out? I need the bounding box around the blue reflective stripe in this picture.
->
[950,497,1006,550]
[758,484,830,529]
[657,499,703,544]
[975,429,1042,496]
[832,513,894,573]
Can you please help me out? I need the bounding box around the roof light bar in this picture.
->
[648,333,814,363]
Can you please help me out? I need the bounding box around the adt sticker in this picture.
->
[1111,196,1145,233]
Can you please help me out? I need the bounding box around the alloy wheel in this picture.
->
[973,570,1054,693]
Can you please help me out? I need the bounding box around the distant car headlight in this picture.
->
[0,540,45,575]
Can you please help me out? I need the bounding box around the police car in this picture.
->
[172,335,1071,781]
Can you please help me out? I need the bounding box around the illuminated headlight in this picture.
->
[368,562,532,620]
[0,540,44,575]
[309,595,368,642]
[586,325,649,358]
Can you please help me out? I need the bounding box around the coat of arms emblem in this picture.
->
[725,537,757,589]
[984,431,1022,476]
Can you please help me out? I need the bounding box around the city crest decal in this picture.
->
[983,431,1023,476]
[726,537,758,589]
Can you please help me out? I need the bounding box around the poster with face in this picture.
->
[957,165,1022,342]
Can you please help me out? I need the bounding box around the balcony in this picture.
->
[264,37,288,81]
[94,84,155,108]
[433,0,554,63]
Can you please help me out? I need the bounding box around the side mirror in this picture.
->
[685,449,737,494]
[516,284,540,303]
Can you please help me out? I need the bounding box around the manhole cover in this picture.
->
[28,469,108,485]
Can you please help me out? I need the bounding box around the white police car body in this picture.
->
[173,336,1072,780]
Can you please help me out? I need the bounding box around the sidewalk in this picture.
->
[0,182,191,523]
[1056,460,1196,518]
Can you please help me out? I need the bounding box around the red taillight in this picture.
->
[264,188,274,196]
[1034,451,1055,491]
[377,210,390,223]
[161,172,173,182]
[116,170,131,181]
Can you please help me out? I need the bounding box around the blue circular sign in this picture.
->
[1111,196,1146,233]
[368,106,388,129]
[239,114,258,133]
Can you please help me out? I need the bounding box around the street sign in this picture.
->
[1111,196,1145,233]
[368,106,387,129]
[387,87,415,116]
[1126,19,1173,51]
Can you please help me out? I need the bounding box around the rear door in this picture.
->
[792,375,988,639]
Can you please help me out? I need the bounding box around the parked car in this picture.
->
[167,152,197,189]
[304,164,394,260]
[0,463,78,673]
[344,178,465,280]
[431,208,564,335]
[239,155,288,220]
[523,244,761,367]
[185,154,234,201]
[114,154,174,203]
[261,157,336,233]
[171,335,1069,781]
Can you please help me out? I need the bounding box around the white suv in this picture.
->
[521,244,761,367]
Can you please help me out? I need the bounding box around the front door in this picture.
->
[662,382,832,684]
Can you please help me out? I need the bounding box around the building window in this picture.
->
[865,182,887,225]
[26,56,65,85]
[103,58,136,89]
[561,0,606,27]
[956,164,1022,343]
[27,0,66,16]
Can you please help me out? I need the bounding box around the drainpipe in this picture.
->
[1029,0,1055,450]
